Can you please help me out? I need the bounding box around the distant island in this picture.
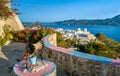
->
[52,15,120,26]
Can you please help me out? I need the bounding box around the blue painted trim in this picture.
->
[43,35,114,65]
[44,35,50,38]
[43,40,53,47]
[13,63,21,76]
[69,51,113,64]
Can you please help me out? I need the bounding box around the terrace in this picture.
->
[1,29,120,76]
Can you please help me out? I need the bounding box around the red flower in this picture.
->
[40,48,43,52]
[22,54,30,60]
[21,40,26,43]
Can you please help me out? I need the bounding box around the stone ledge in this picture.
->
[42,34,120,67]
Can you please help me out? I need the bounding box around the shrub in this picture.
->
[0,37,7,46]
[11,28,55,43]
[77,42,117,58]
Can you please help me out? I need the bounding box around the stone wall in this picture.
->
[47,33,57,46]
[42,34,120,76]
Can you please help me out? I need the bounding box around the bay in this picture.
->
[42,24,120,42]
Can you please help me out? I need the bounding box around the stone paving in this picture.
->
[0,42,26,76]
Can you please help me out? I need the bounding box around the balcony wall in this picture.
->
[42,33,120,76]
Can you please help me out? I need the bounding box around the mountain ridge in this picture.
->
[52,15,120,26]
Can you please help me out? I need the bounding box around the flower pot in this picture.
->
[29,57,37,65]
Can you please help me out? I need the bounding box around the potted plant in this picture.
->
[22,41,43,65]
[21,28,43,64]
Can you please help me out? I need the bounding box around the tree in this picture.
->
[77,42,117,58]
[0,0,13,19]
[57,32,68,48]
[0,0,20,19]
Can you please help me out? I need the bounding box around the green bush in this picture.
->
[76,42,117,58]
[0,38,7,46]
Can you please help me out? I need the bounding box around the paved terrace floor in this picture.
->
[0,42,66,76]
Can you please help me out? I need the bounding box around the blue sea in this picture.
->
[42,24,120,42]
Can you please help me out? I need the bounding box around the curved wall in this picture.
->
[42,33,120,76]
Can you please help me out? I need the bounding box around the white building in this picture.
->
[54,28,96,44]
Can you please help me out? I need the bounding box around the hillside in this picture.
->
[52,15,120,26]
[76,33,120,58]
[96,33,120,53]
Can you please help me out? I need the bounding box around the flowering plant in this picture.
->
[20,27,54,60]
[12,28,55,43]
[22,41,43,60]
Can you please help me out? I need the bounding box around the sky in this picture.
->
[16,0,120,22]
